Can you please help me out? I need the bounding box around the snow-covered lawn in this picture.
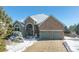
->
[64,40,79,52]
[6,38,37,52]
[64,36,79,52]
[64,36,79,40]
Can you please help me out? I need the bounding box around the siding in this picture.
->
[39,16,64,30]
[39,16,64,40]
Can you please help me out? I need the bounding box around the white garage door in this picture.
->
[40,31,64,40]
[52,31,63,40]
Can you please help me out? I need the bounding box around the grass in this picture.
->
[24,40,66,52]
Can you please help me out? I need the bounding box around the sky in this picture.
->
[3,6,79,27]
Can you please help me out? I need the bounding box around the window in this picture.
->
[15,28,20,31]
[26,24,32,30]
[14,25,20,31]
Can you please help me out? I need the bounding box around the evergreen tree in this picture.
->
[69,24,76,32]
[64,26,70,34]
[75,24,79,35]
[5,17,13,38]
[0,7,13,39]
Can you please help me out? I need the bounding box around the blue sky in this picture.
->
[3,6,79,26]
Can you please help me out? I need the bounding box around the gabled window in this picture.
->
[14,25,20,31]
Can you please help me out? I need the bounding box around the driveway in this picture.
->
[24,40,66,52]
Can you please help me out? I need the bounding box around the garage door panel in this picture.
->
[39,31,63,40]
[40,31,49,40]
[53,31,63,40]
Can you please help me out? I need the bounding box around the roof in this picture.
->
[14,14,64,27]
[30,14,49,24]
[13,20,24,27]
[30,14,64,27]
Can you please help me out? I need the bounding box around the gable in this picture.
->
[13,22,21,31]
[39,16,64,30]
[13,21,24,28]
[13,21,20,27]
[24,17,36,25]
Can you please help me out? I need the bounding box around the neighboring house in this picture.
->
[13,14,64,40]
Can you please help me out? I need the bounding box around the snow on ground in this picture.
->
[64,36,79,52]
[64,36,79,40]
[6,38,37,52]
[6,36,79,52]
[64,40,79,52]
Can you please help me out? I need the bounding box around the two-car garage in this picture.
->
[38,16,64,40]
[39,30,64,40]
